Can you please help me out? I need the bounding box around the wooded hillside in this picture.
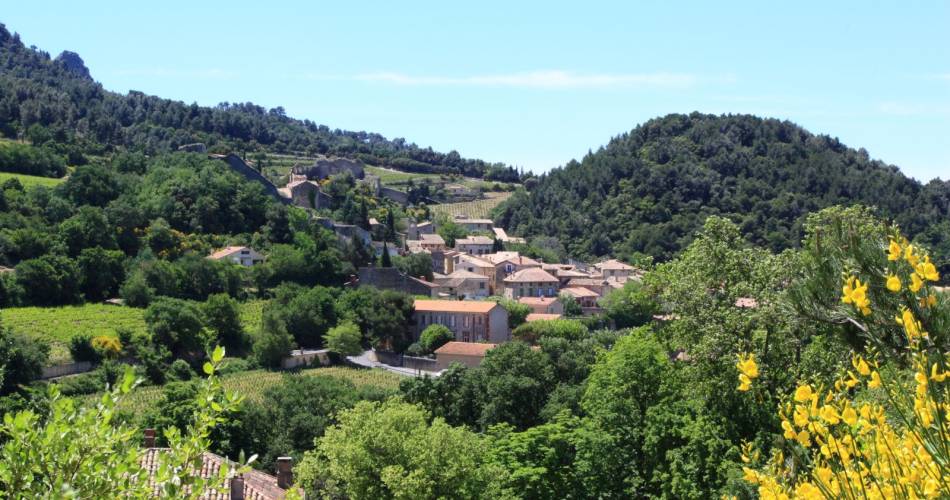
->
[497,112,950,272]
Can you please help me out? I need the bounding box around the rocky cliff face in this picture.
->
[54,51,92,80]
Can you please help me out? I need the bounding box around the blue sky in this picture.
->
[4,1,949,180]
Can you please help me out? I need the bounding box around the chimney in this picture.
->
[143,428,156,448]
[229,474,245,500]
[276,457,293,489]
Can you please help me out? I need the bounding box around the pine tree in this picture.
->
[386,209,396,241]
[381,242,392,267]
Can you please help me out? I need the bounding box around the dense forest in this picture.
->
[497,113,950,274]
[0,24,521,182]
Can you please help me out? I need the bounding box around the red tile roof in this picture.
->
[414,299,500,313]
[140,448,290,499]
[503,268,559,283]
[560,287,599,298]
[518,296,560,306]
[525,313,562,322]
[435,341,497,356]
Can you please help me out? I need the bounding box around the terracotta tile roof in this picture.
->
[556,269,591,278]
[560,287,599,298]
[140,448,290,499]
[455,236,494,246]
[503,268,559,283]
[457,255,494,268]
[595,259,637,270]
[518,296,560,306]
[419,234,446,244]
[525,313,562,322]
[414,300,500,313]
[484,252,521,264]
[442,270,489,280]
[435,341,497,356]
[208,246,257,260]
[566,278,608,287]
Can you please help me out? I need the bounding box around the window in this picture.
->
[477,316,482,325]
[548,288,554,296]
[463,317,469,327]
[450,316,456,327]
[479,282,485,289]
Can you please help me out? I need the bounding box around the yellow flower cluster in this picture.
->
[841,276,871,316]
[887,238,941,294]
[739,233,949,499]
[736,353,758,391]
[742,352,950,499]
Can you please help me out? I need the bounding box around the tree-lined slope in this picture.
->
[497,113,950,266]
[0,24,519,181]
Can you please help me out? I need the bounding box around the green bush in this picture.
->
[69,333,101,364]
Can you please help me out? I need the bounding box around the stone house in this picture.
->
[454,235,494,255]
[593,259,641,281]
[559,286,600,308]
[208,246,264,266]
[412,300,510,343]
[433,270,490,299]
[279,178,331,209]
[357,266,439,297]
[503,268,560,299]
[454,217,494,233]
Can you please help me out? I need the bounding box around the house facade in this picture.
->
[593,259,640,281]
[454,217,494,233]
[412,300,510,343]
[455,236,494,255]
[433,270,490,299]
[503,268,560,299]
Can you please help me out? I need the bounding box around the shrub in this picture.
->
[419,324,453,354]
[55,371,103,396]
[120,272,155,308]
[91,336,122,359]
[324,321,363,357]
[69,333,101,364]
[168,359,194,381]
[513,319,589,344]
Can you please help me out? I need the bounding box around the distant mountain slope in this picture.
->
[497,113,950,266]
[0,23,519,182]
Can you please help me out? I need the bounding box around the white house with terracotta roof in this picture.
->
[412,299,510,343]
[455,235,494,255]
[593,259,640,281]
[208,246,264,266]
[565,277,612,297]
[503,268,560,299]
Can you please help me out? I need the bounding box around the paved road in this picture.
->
[347,350,442,378]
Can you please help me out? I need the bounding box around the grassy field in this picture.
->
[363,165,444,184]
[79,366,404,416]
[1,301,268,365]
[429,191,513,219]
[0,171,66,189]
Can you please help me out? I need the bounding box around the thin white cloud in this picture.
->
[307,70,731,89]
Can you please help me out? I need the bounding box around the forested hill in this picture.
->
[0,24,519,182]
[497,112,950,267]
